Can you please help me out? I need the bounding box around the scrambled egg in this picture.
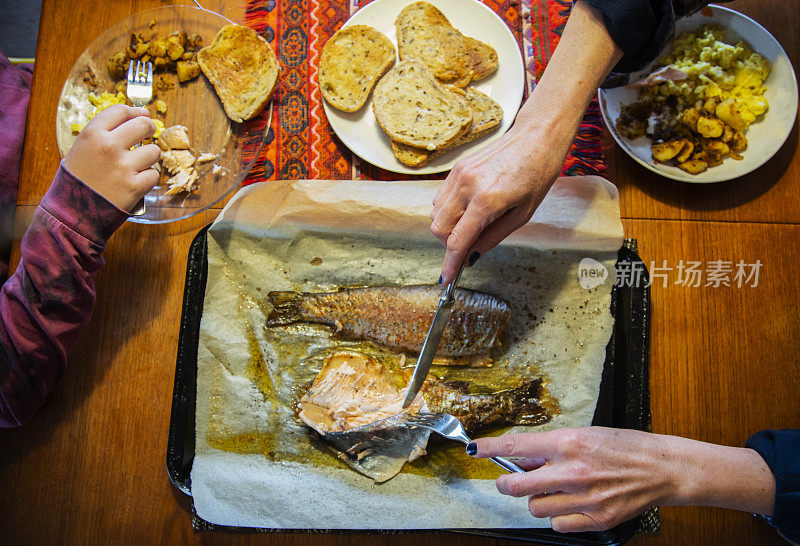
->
[648,26,771,130]
[70,91,164,139]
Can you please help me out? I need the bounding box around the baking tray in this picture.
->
[167,227,653,544]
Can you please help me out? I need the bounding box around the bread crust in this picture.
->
[395,1,498,88]
[197,25,280,123]
[391,86,503,167]
[320,25,396,112]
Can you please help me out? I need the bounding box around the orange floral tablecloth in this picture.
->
[242,0,605,184]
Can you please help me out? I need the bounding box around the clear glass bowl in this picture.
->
[55,5,271,223]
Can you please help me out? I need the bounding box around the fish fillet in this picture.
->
[268,285,511,357]
[299,351,553,482]
[300,351,429,482]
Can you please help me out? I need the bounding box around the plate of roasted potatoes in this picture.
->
[599,5,798,183]
[55,6,277,223]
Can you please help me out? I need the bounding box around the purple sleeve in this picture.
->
[0,164,128,426]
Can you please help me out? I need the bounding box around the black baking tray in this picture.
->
[167,226,653,544]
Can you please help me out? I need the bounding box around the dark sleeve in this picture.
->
[745,429,800,543]
[585,0,736,76]
[0,164,128,426]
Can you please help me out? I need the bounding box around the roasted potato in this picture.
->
[730,131,748,153]
[652,140,687,163]
[692,150,722,167]
[697,116,724,138]
[721,125,734,143]
[700,96,720,116]
[705,140,730,160]
[679,159,708,174]
[186,33,203,50]
[148,36,168,58]
[716,99,755,132]
[681,107,701,131]
[675,140,694,163]
[153,56,174,72]
[107,50,129,80]
[126,32,149,59]
[181,51,195,62]
[166,36,185,61]
[176,60,201,83]
[171,30,188,48]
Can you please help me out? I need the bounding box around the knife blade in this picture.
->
[402,263,466,408]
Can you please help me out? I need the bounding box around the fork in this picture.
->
[126,60,153,216]
[404,413,525,473]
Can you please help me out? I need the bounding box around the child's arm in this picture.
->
[0,105,161,426]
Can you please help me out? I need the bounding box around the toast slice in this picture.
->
[395,1,498,87]
[391,86,503,167]
[197,25,279,123]
[373,59,472,151]
[320,25,395,112]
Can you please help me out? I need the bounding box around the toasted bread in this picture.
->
[197,25,279,122]
[373,59,472,151]
[396,1,498,87]
[320,25,395,112]
[391,86,503,167]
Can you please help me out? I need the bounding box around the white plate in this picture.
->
[599,5,798,184]
[322,0,525,175]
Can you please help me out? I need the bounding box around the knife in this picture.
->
[402,262,466,408]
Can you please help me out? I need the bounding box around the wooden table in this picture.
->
[1,0,798,544]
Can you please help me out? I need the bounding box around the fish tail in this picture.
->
[266,291,303,325]
[503,379,551,426]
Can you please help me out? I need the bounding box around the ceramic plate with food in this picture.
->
[599,5,798,184]
[56,6,273,223]
[321,0,525,175]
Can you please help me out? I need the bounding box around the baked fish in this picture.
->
[267,285,511,357]
[299,351,551,482]
[299,351,430,482]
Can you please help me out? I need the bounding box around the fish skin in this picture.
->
[421,379,551,432]
[298,351,552,482]
[267,285,511,357]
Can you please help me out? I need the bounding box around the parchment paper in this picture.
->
[191,176,623,529]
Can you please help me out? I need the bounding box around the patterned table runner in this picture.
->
[242,0,605,184]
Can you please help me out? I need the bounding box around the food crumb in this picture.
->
[310,257,323,266]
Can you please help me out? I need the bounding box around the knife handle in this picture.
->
[441,262,466,302]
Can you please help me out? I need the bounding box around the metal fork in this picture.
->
[404,413,525,473]
[126,60,153,216]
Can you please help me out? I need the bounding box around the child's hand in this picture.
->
[63,104,161,213]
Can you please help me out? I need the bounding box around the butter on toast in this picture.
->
[395,1,498,88]
[373,59,472,151]
[320,25,395,112]
[391,86,503,167]
[197,25,279,123]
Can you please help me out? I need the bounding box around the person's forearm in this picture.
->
[515,0,622,137]
[0,165,127,426]
[667,436,776,515]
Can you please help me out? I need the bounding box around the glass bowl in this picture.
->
[55,5,271,223]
